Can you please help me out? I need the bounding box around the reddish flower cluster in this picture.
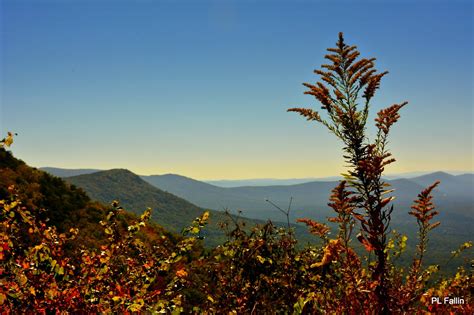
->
[375,102,408,134]
[409,181,440,229]
[286,108,322,122]
[327,181,358,222]
[296,218,330,238]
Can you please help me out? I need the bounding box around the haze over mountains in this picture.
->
[142,172,474,234]
[42,167,473,221]
[42,167,473,266]
[206,171,471,187]
[42,169,474,226]
[41,167,472,187]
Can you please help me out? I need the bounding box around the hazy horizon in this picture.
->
[38,166,473,182]
[2,0,472,180]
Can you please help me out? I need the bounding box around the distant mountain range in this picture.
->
[41,167,473,222]
[205,171,470,187]
[43,166,473,228]
[40,167,472,187]
[43,167,473,267]
[142,172,474,224]
[206,178,341,187]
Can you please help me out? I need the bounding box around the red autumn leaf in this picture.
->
[357,233,375,251]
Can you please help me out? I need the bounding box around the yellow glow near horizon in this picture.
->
[40,158,472,180]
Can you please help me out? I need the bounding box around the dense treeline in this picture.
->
[1,33,472,313]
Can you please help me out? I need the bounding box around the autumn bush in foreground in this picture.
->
[286,32,472,313]
[1,33,473,314]
[0,184,208,313]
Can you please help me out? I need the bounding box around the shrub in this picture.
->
[288,32,472,314]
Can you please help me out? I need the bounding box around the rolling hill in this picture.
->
[66,169,224,231]
[65,169,277,247]
[409,171,474,198]
[0,148,173,252]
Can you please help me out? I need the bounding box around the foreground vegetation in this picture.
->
[1,33,472,313]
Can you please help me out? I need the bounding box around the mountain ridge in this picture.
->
[41,167,474,224]
[65,168,277,247]
[41,167,472,187]
[0,148,173,252]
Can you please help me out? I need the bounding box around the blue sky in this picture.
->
[1,0,472,179]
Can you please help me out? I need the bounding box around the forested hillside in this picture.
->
[0,147,179,252]
[65,169,273,247]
